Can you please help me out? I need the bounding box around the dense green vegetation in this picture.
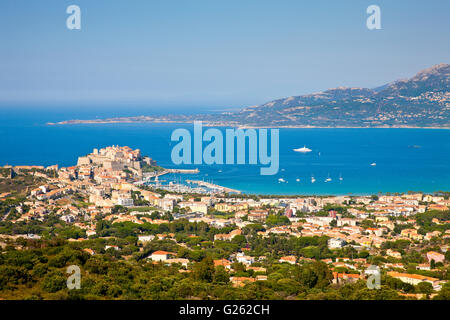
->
[0,174,45,196]
[2,237,448,300]
[415,210,450,234]
[141,164,164,173]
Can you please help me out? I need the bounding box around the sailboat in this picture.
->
[325,174,332,182]
[339,173,343,181]
[311,176,316,183]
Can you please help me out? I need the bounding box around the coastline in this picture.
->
[47,119,450,129]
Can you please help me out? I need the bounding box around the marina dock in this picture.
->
[186,180,241,194]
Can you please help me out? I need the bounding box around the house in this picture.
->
[117,197,134,207]
[178,201,209,215]
[428,204,448,211]
[105,245,119,251]
[366,227,383,237]
[384,263,405,270]
[214,259,232,270]
[157,198,175,212]
[148,250,175,261]
[230,277,255,287]
[165,258,189,267]
[328,238,346,249]
[247,267,266,273]
[214,229,242,241]
[364,266,380,276]
[215,203,249,213]
[138,235,155,242]
[279,256,296,264]
[332,272,362,284]
[425,231,442,240]
[210,218,232,228]
[426,251,445,264]
[416,264,431,271]
[386,249,402,259]
[401,228,423,241]
[236,252,255,265]
[337,218,357,227]
[247,213,267,222]
[83,248,95,255]
[61,214,76,223]
[214,203,234,212]
[387,271,441,290]
[86,230,96,237]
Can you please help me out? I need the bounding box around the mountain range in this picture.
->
[54,63,450,128]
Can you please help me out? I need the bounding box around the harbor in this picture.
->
[139,168,241,195]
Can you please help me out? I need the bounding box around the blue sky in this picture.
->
[0,0,449,109]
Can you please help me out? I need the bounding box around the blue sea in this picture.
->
[1,107,449,195]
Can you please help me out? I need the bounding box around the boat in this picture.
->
[296,178,300,182]
[294,146,312,153]
[278,178,286,183]
[339,174,343,181]
[311,176,316,183]
[325,174,332,182]
[370,163,377,166]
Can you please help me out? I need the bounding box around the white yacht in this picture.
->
[370,162,377,166]
[294,146,312,153]
[278,178,286,183]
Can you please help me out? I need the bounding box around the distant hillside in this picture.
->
[211,63,449,127]
[54,64,450,128]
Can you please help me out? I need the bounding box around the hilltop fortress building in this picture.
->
[77,145,156,176]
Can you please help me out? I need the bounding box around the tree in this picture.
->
[416,282,433,295]
[265,214,290,227]
[295,262,332,289]
[430,259,436,269]
[41,270,66,293]
[0,265,31,289]
[213,266,230,284]
[193,256,215,282]
[358,250,370,259]
[231,262,246,273]
[231,235,246,247]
